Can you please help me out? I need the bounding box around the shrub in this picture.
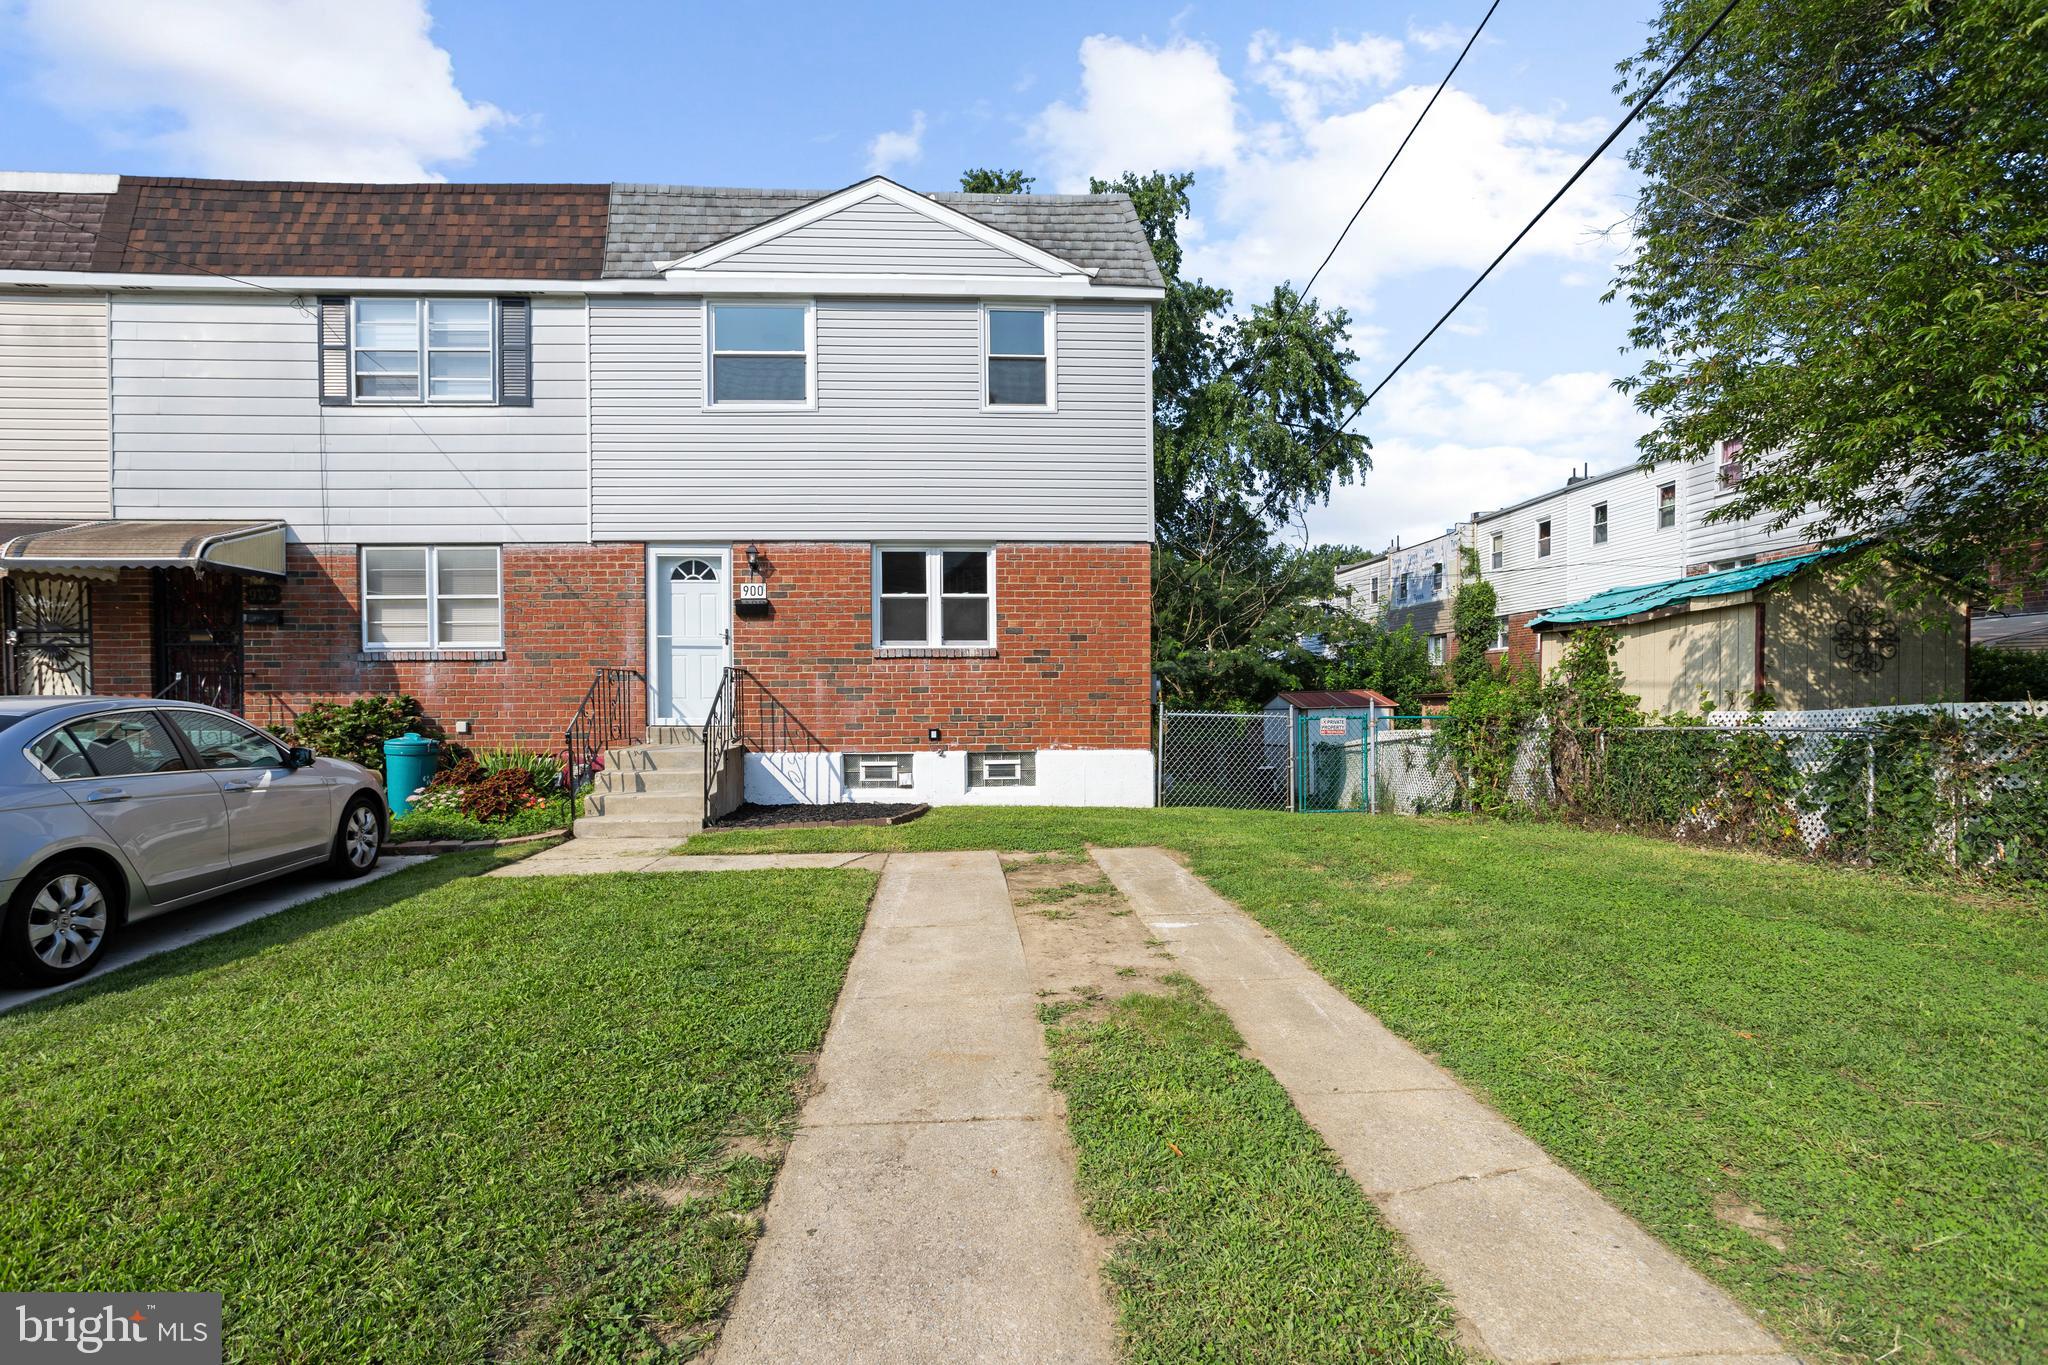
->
[461,769,543,823]
[474,746,566,791]
[1970,645,2048,701]
[278,695,442,775]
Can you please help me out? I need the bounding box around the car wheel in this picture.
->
[329,796,384,878]
[4,858,117,985]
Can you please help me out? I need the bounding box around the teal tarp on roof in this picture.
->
[1528,543,1857,629]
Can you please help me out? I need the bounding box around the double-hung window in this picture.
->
[1489,532,1503,570]
[1592,502,1609,545]
[1537,519,1553,558]
[1494,616,1509,651]
[352,298,495,403]
[1431,562,1445,594]
[362,546,503,650]
[1718,438,1745,487]
[1428,633,1447,665]
[709,302,812,405]
[875,548,993,648]
[1657,482,1678,529]
[985,305,1051,407]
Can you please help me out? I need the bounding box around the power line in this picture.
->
[1322,0,1746,441]
[1302,0,1504,302]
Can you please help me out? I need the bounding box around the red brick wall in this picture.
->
[733,541,1151,750]
[89,572,154,695]
[1492,609,1543,666]
[244,543,645,747]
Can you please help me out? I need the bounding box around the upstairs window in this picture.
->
[875,548,994,648]
[1431,562,1445,594]
[985,306,1051,407]
[1658,482,1677,529]
[709,302,811,405]
[351,298,496,403]
[362,546,503,650]
[1489,532,1503,570]
[1537,519,1552,558]
[1592,503,1609,545]
[1718,438,1746,487]
[1369,576,1380,604]
[1395,573,1409,604]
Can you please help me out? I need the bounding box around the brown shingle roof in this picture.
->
[0,192,111,271]
[1273,689,1399,711]
[93,178,610,279]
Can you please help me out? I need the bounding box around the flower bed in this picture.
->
[391,748,572,844]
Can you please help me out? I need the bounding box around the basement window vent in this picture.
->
[843,753,915,789]
[967,751,1036,788]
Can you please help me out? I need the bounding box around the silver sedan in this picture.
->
[0,697,388,985]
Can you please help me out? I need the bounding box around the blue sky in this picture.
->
[0,0,1663,551]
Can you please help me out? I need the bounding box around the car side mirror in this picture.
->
[287,746,316,769]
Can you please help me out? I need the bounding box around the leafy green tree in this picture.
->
[1614,0,2048,597]
[1450,557,1499,688]
[1088,170,1373,705]
[1323,619,1439,717]
[957,169,1036,194]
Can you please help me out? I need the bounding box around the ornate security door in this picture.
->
[3,574,94,695]
[152,569,245,711]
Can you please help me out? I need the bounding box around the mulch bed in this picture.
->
[710,802,928,831]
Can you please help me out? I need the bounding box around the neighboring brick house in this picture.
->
[0,172,1162,806]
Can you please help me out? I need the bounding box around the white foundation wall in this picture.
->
[743,749,1156,808]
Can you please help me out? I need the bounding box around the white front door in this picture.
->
[653,551,730,724]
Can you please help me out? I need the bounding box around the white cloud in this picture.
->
[1026,30,1630,343]
[1031,35,1242,190]
[1247,29,1403,124]
[866,110,927,176]
[1305,366,1655,549]
[1405,20,1467,53]
[15,0,504,180]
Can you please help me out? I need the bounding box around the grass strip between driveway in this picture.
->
[692,807,2048,1363]
[1044,978,1466,1363]
[0,846,873,1363]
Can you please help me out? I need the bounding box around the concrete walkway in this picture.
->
[1091,846,1796,1365]
[715,851,1116,1365]
[487,840,886,877]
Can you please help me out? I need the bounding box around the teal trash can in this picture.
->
[383,732,440,818]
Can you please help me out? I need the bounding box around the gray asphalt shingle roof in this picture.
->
[604,183,1164,289]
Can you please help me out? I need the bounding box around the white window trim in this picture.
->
[1592,502,1609,545]
[979,301,1057,412]
[360,545,504,652]
[349,297,498,405]
[1428,633,1447,665]
[1493,618,1509,651]
[1537,519,1553,558]
[1489,532,1503,570]
[1657,482,1679,530]
[703,299,817,411]
[871,545,997,649]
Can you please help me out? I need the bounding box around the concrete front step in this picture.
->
[573,813,704,838]
[592,767,703,795]
[604,745,705,773]
[583,792,705,820]
[647,724,704,746]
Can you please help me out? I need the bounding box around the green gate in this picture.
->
[1296,710,1377,812]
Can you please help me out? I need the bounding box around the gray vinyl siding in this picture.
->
[1678,454,1825,567]
[108,292,587,542]
[715,195,1055,276]
[589,297,1152,540]
[0,293,111,519]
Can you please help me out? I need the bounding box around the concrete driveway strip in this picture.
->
[1091,846,1795,1365]
[715,850,1116,1365]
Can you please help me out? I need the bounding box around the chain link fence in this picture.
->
[1157,711,1292,809]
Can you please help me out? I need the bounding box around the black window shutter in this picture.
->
[497,297,532,406]
[318,297,350,405]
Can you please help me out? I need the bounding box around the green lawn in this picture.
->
[693,808,2048,1363]
[1046,980,1465,1364]
[0,848,872,1364]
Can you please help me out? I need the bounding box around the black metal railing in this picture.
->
[700,667,834,823]
[564,665,646,832]
[702,667,742,818]
[155,670,244,713]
